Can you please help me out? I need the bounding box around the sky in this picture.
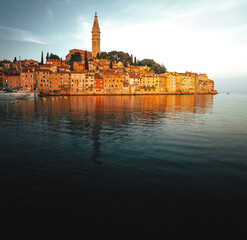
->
[0,0,247,92]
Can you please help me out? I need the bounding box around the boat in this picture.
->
[0,90,30,99]
[26,92,38,99]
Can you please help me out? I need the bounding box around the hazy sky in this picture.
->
[0,0,247,92]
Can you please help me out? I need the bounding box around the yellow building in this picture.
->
[164,72,176,93]
[180,72,196,93]
[159,75,167,93]
[141,75,160,93]
[103,71,124,94]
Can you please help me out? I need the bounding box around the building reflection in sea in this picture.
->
[0,95,214,164]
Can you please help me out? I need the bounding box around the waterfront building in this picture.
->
[4,75,21,89]
[141,75,160,93]
[128,72,141,94]
[94,73,104,93]
[70,72,86,94]
[60,71,71,94]
[21,69,35,91]
[103,71,124,94]
[165,72,177,93]
[180,72,196,93]
[159,75,167,93]
[85,72,95,93]
[48,72,63,94]
[36,70,50,93]
[196,74,214,93]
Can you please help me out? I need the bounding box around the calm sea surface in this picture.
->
[0,94,246,237]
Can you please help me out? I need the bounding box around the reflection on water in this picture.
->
[0,95,213,164]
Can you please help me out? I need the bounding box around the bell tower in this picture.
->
[92,12,101,58]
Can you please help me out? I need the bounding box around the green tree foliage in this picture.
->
[68,52,82,70]
[124,59,128,68]
[109,60,113,69]
[98,51,131,63]
[60,57,63,65]
[70,62,74,71]
[138,59,167,74]
[13,57,17,63]
[46,52,49,61]
[96,52,100,59]
[97,52,108,59]
[49,53,60,60]
[85,51,89,70]
[131,54,133,65]
[97,50,167,74]
[70,52,82,62]
[41,51,44,65]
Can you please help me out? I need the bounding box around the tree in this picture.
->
[109,59,113,69]
[70,52,82,62]
[60,57,63,65]
[151,60,154,71]
[138,59,167,74]
[124,59,128,68]
[131,54,133,65]
[134,57,137,66]
[49,53,60,60]
[98,52,108,59]
[70,62,74,71]
[41,51,44,65]
[13,57,17,63]
[46,52,49,61]
[84,51,89,70]
[96,52,100,59]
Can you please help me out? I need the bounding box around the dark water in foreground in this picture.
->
[0,94,247,237]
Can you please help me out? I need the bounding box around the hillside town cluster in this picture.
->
[0,13,216,96]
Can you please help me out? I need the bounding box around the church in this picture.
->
[92,12,101,57]
[65,13,101,62]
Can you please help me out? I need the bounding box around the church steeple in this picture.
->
[92,13,101,58]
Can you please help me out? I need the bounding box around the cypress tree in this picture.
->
[85,51,89,70]
[131,54,133,65]
[46,52,49,61]
[41,51,44,65]
[134,57,137,66]
[109,60,113,69]
[60,57,63,65]
[124,59,128,68]
[96,52,100,59]
[13,57,17,63]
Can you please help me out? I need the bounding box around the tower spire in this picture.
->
[92,13,101,58]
